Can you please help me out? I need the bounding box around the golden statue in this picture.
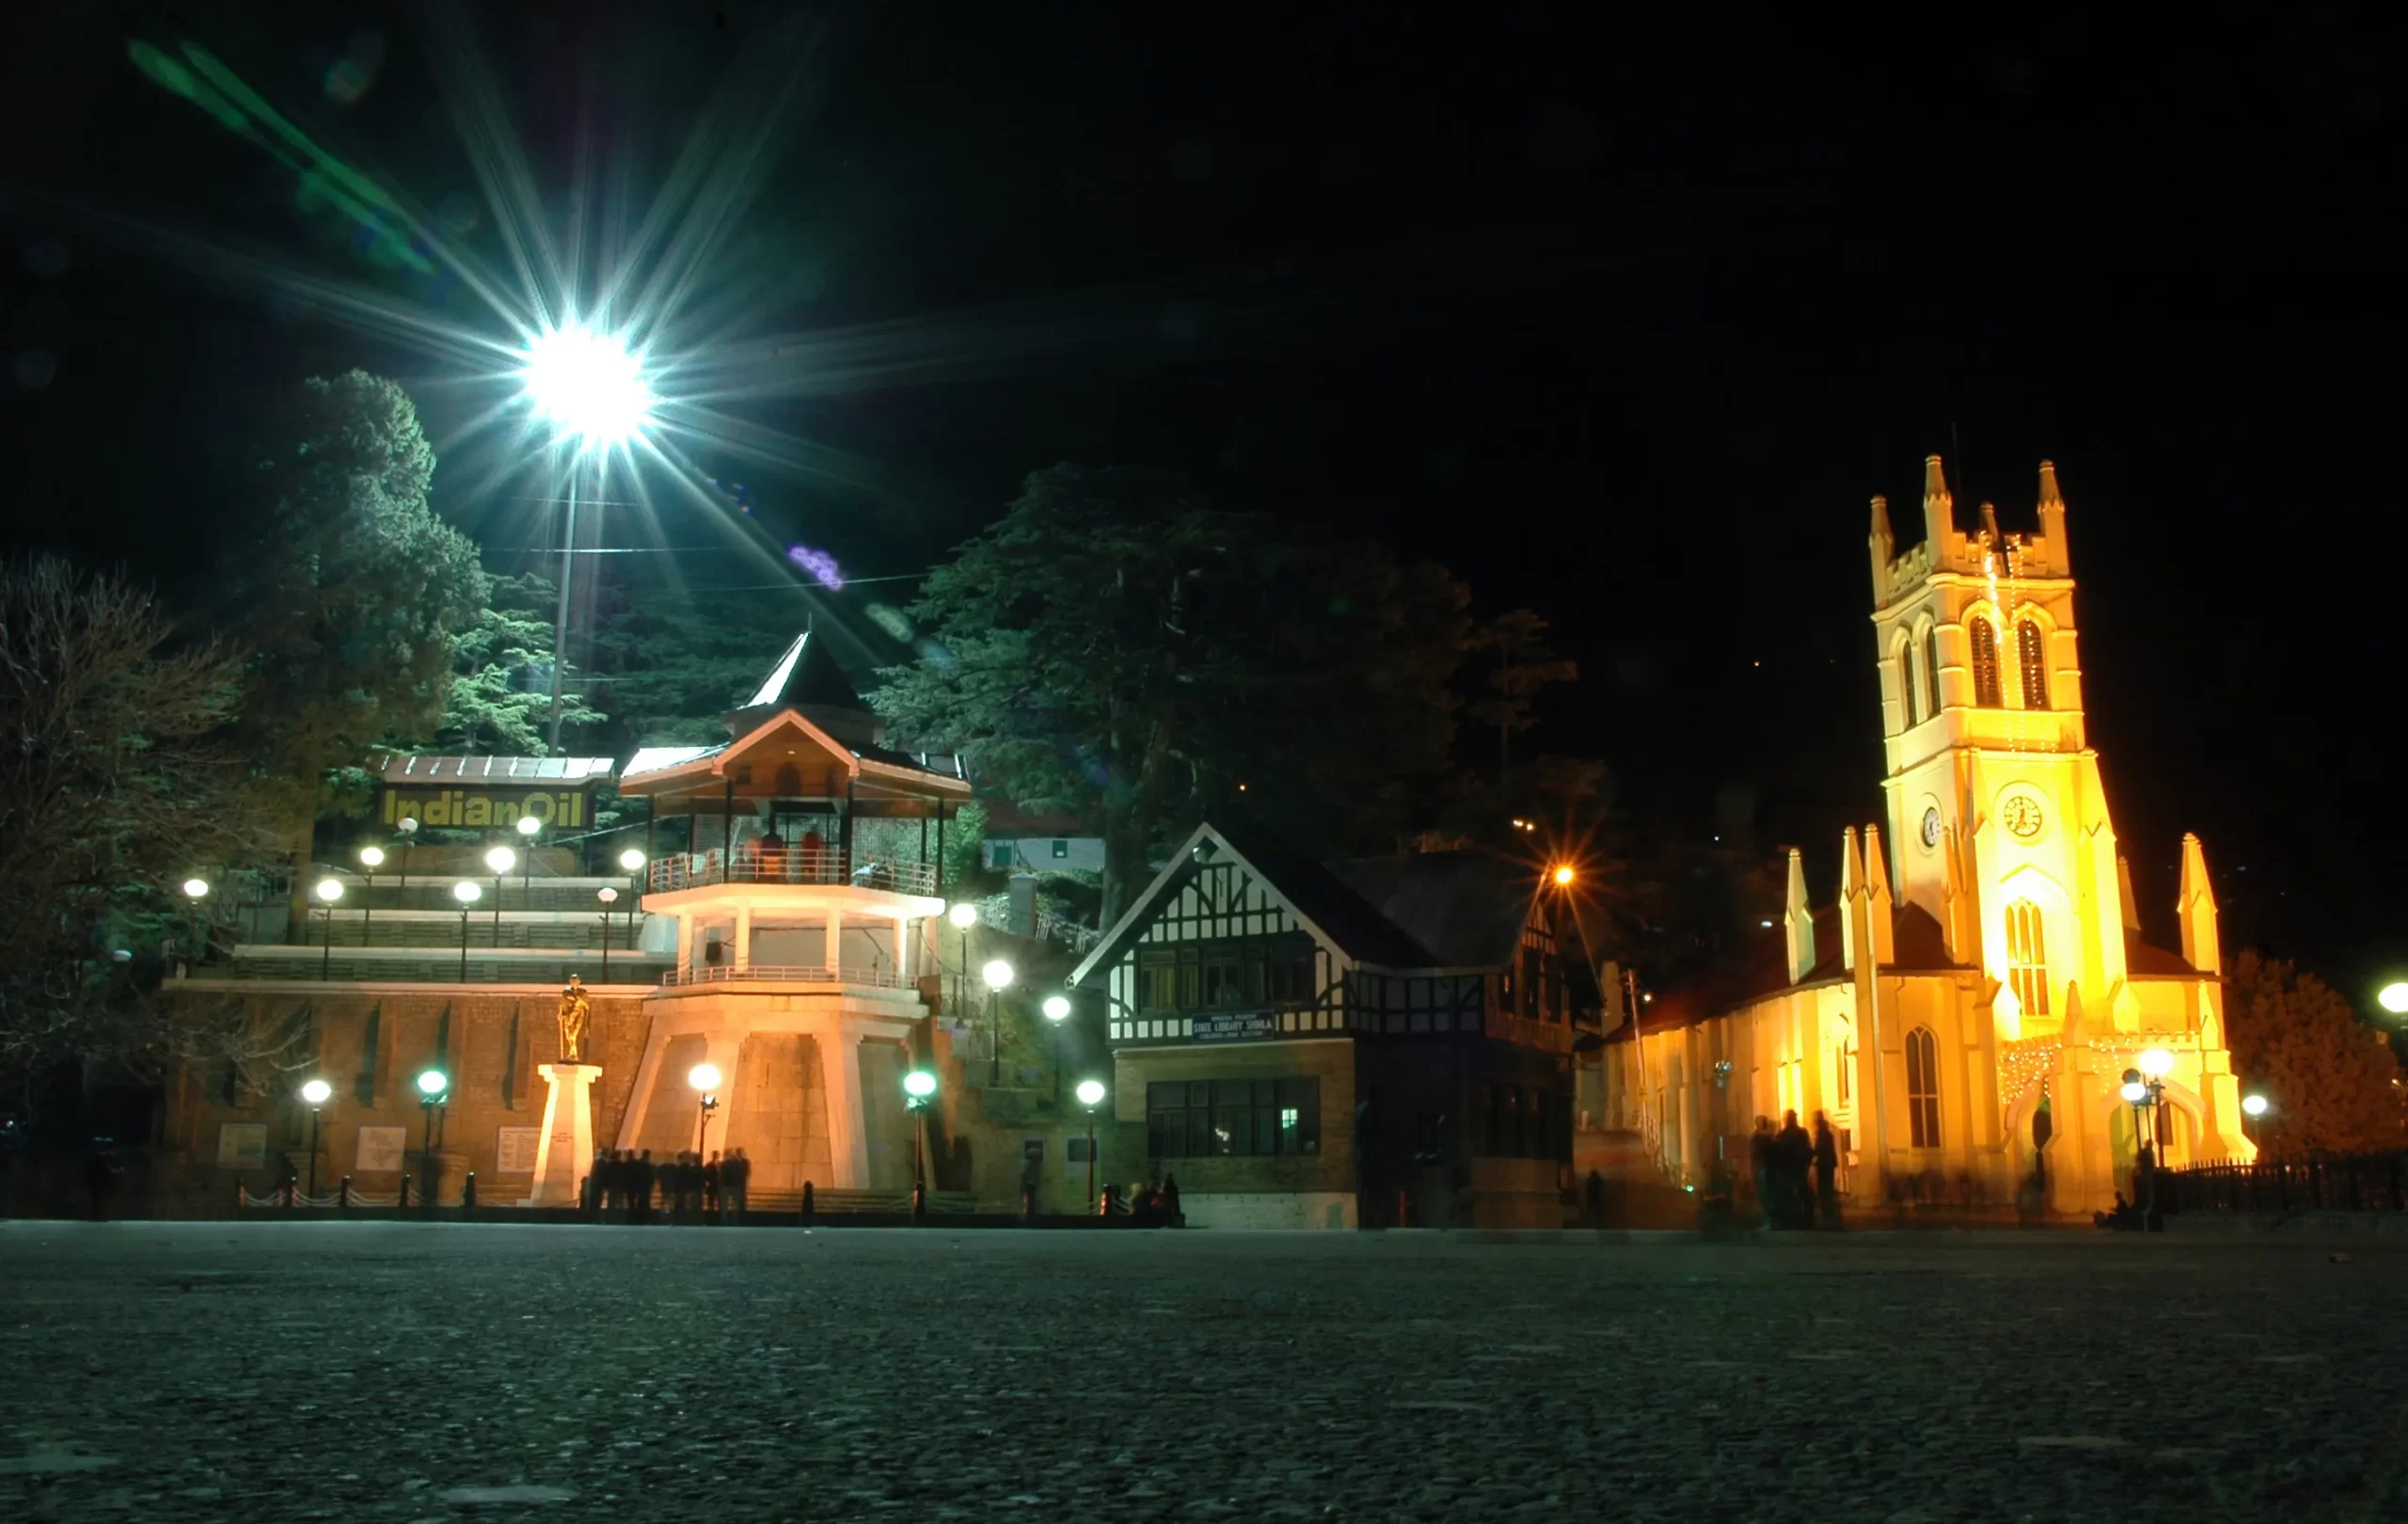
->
[557,975,593,1064]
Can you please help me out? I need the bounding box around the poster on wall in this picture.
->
[215,1122,266,1169]
[496,1127,540,1174]
[355,1126,407,1173]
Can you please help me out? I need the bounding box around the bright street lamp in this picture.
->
[414,1068,449,1210]
[2118,1079,2147,1104]
[598,887,620,980]
[2136,1047,2176,1079]
[948,902,979,929]
[983,959,1016,992]
[902,1069,939,1208]
[452,880,482,981]
[2379,982,2408,1017]
[299,1078,332,1197]
[1042,993,1072,1103]
[522,324,652,751]
[2241,1093,2270,1119]
[1551,864,1576,887]
[689,1062,721,1154]
[313,878,344,977]
[357,846,384,939]
[982,959,1015,1087]
[1075,1078,1107,1212]
[182,878,209,899]
[484,846,515,945]
[515,814,541,892]
[1042,994,1070,1022]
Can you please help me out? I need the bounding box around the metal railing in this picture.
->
[648,849,939,897]
[2170,1153,2408,1214]
[659,962,915,989]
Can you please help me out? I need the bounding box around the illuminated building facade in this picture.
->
[1606,458,2252,1213]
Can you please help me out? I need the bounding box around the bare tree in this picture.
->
[0,558,282,1103]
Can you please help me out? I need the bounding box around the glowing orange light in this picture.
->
[1551,865,1576,887]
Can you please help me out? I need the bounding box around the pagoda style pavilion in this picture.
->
[613,630,971,1196]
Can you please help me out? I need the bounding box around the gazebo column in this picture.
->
[824,1021,870,1187]
[893,914,911,982]
[824,910,843,979]
[735,904,752,972]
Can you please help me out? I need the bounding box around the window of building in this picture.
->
[1051,838,1069,859]
[2004,899,2050,1018]
[1137,952,1178,1011]
[1147,1078,1320,1158]
[1201,948,1244,1008]
[2017,620,2049,710]
[1898,645,1919,726]
[1923,625,1943,717]
[1969,617,2003,706]
[1905,1026,1941,1149]
[1836,1037,1855,1105]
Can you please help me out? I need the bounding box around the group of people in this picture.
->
[583,1147,752,1224]
[1749,1109,1843,1230]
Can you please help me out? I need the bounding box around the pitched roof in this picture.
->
[739,629,866,713]
[378,754,614,785]
[2124,929,2198,977]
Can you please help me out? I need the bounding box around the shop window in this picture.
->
[1147,1077,1319,1157]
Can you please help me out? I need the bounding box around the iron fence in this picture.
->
[2169,1152,2408,1214]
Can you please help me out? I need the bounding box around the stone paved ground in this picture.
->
[4,1224,2406,1522]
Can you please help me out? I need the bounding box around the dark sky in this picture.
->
[3,3,2402,994]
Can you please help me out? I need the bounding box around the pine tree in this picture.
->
[2224,949,2407,1158]
[437,571,605,754]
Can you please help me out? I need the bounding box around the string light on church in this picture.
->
[1996,1038,2063,1106]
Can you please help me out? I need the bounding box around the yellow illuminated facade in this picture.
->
[1607,458,2251,1213]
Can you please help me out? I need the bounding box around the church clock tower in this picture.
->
[1868,457,2133,1040]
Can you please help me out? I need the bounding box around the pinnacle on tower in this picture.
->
[1783,847,1815,985]
[2177,833,2222,975]
[1921,454,1951,553]
[1868,494,1895,599]
[2036,460,2070,575]
[1862,822,1896,967]
[1838,826,1864,973]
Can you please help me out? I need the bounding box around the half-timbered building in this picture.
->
[1069,822,1600,1229]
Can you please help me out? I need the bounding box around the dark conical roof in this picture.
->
[721,629,877,742]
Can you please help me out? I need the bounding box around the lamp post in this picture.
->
[1076,1077,1107,1213]
[483,846,515,946]
[415,1068,450,1210]
[356,846,384,943]
[2241,1091,2271,1150]
[903,1069,938,1210]
[689,1063,721,1155]
[313,878,344,978]
[519,324,653,750]
[181,877,209,971]
[947,901,977,1031]
[2137,1046,2175,1164]
[2379,983,2408,1019]
[395,816,418,891]
[515,813,541,894]
[452,881,482,981]
[598,887,619,980]
[1042,993,1071,1106]
[620,849,646,932]
[982,958,1015,1087]
[299,1078,332,1198]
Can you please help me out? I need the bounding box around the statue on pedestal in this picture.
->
[557,975,593,1064]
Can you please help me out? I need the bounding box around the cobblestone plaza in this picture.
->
[5,1224,2404,1521]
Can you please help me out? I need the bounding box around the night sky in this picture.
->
[2,5,2400,994]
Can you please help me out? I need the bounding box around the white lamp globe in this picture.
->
[452,881,483,905]
[357,846,385,868]
[620,849,646,872]
[982,959,1016,992]
[2379,982,2408,1017]
[1042,994,1071,1023]
[2241,1093,2270,1119]
[314,879,344,903]
[948,902,978,929]
[2136,1047,2175,1079]
[483,846,516,876]
[2119,1080,2147,1103]
[1075,1079,1106,1108]
[522,325,653,445]
[688,1063,722,1093]
[598,886,619,904]
[299,1078,333,1106]
[903,1070,939,1101]
[182,878,210,899]
[416,1069,449,1098]
[515,815,541,838]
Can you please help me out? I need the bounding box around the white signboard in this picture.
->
[215,1122,266,1169]
[496,1127,540,1174]
[355,1125,407,1174]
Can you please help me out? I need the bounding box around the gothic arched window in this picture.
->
[1923,624,1944,717]
[1897,645,1919,727]
[2004,899,2050,1018]
[2018,620,2050,710]
[1905,1026,1941,1148]
[1968,617,2004,706]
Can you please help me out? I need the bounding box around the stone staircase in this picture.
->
[749,1187,979,1215]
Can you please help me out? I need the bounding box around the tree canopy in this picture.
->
[588,585,791,751]
[215,372,482,923]
[0,559,283,1100]
[437,570,604,754]
[872,464,1469,920]
[2224,949,2407,1158]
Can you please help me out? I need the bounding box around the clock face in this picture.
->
[1920,807,1941,849]
[2003,794,2046,840]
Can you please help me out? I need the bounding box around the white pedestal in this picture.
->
[522,1063,602,1208]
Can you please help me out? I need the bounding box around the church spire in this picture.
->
[1921,454,1952,557]
[2036,460,2069,576]
[2178,833,2222,974]
[1783,847,1815,984]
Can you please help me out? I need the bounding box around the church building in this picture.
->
[1604,457,2253,1214]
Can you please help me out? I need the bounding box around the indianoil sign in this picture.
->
[376,755,615,832]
